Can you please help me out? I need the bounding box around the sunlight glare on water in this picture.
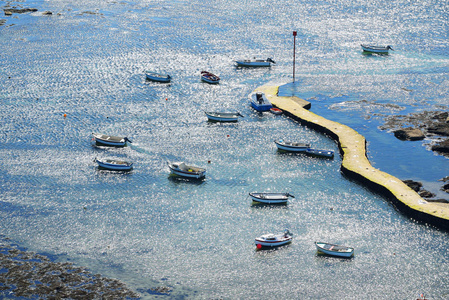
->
[1,0,449,298]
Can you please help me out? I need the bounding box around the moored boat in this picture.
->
[315,242,354,258]
[235,57,275,67]
[249,192,294,204]
[270,107,283,115]
[95,158,133,171]
[92,133,132,147]
[145,71,172,83]
[274,139,310,152]
[168,161,206,179]
[361,44,393,54]
[200,71,220,84]
[255,230,293,249]
[305,148,334,158]
[250,92,272,112]
[205,111,243,122]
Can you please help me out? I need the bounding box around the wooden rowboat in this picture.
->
[145,71,172,83]
[92,133,132,147]
[168,162,206,179]
[205,111,243,122]
[274,140,310,152]
[95,158,133,171]
[249,192,294,204]
[361,44,393,54]
[236,57,275,67]
[315,242,354,258]
[255,230,293,249]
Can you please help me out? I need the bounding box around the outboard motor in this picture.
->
[256,92,263,104]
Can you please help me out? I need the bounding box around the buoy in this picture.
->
[166,98,168,101]
[63,113,67,117]
[208,160,211,164]
[227,134,230,137]
[256,244,262,249]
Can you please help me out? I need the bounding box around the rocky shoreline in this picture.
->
[0,237,140,299]
[380,111,449,200]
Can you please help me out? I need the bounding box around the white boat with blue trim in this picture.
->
[315,242,354,258]
[236,57,275,67]
[250,92,272,112]
[95,158,133,171]
[201,71,220,84]
[92,133,132,147]
[205,111,243,122]
[274,139,310,152]
[145,71,172,83]
[168,162,206,179]
[361,44,393,54]
[255,230,293,249]
[249,192,294,204]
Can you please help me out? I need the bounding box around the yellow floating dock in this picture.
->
[255,85,449,230]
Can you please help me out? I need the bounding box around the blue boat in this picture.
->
[250,92,272,112]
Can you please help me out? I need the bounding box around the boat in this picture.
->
[95,158,133,171]
[270,107,283,115]
[361,44,393,54]
[250,92,272,112]
[315,242,354,258]
[249,192,294,204]
[168,162,206,179]
[200,71,220,84]
[274,139,311,152]
[255,230,293,249]
[205,111,243,122]
[305,148,334,158]
[92,133,132,147]
[235,57,275,67]
[145,71,172,83]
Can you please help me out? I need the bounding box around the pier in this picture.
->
[256,85,449,231]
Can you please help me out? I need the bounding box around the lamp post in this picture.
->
[293,31,297,82]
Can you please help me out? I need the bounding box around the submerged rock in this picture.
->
[393,127,425,141]
[0,241,139,299]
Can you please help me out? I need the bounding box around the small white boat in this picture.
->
[145,71,172,83]
[235,57,275,67]
[200,71,220,84]
[255,230,293,249]
[361,44,393,54]
[305,148,334,158]
[274,140,310,152]
[168,162,206,179]
[92,133,132,147]
[249,192,294,204]
[250,92,272,112]
[205,111,243,122]
[315,242,354,258]
[95,158,133,171]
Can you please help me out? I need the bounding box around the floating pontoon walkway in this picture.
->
[255,85,449,230]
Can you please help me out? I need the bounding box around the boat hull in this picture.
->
[315,242,354,258]
[205,112,240,122]
[274,140,310,152]
[236,60,271,67]
[250,92,272,112]
[145,72,171,83]
[255,233,293,248]
[168,162,206,179]
[305,148,334,158]
[93,134,129,147]
[361,44,391,53]
[249,192,290,204]
[96,159,133,171]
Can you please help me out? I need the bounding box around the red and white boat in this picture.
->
[255,230,293,248]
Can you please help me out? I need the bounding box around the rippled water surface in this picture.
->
[1,0,449,298]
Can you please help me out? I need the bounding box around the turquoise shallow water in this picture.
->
[1,0,449,298]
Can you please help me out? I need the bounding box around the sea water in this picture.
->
[1,0,448,298]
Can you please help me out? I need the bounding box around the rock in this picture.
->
[442,183,449,193]
[419,190,435,198]
[426,199,449,203]
[431,139,449,153]
[403,180,422,192]
[42,11,52,15]
[4,8,38,14]
[393,127,425,141]
[427,123,449,136]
